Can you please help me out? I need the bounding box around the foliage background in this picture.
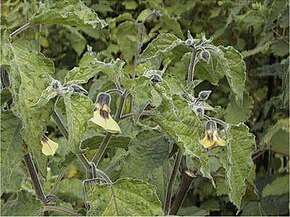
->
[1,0,289,216]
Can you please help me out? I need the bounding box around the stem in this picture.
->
[187,47,197,84]
[43,206,83,216]
[52,109,91,171]
[169,171,195,215]
[10,22,31,38]
[24,153,47,204]
[164,149,183,215]
[119,110,152,120]
[91,91,127,165]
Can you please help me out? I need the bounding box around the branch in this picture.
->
[187,47,197,84]
[164,148,183,215]
[43,206,83,216]
[10,23,31,38]
[169,171,195,215]
[24,153,47,204]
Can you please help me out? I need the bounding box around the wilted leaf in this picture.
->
[30,0,107,29]
[86,178,163,216]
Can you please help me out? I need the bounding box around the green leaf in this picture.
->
[225,91,253,124]
[1,190,42,216]
[220,46,246,103]
[153,86,213,182]
[115,21,138,63]
[194,47,227,85]
[9,45,55,175]
[63,94,93,154]
[1,112,23,195]
[55,178,83,201]
[131,77,152,122]
[65,56,125,85]
[121,130,171,181]
[222,124,255,210]
[139,33,183,63]
[33,81,58,107]
[262,175,289,197]
[86,178,163,216]
[64,26,87,56]
[30,0,107,29]
[261,118,289,155]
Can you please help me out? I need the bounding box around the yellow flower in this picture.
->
[199,120,226,148]
[41,136,59,156]
[90,93,121,133]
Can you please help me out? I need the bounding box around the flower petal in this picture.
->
[90,109,121,133]
[215,135,227,146]
[199,135,215,148]
[41,138,59,156]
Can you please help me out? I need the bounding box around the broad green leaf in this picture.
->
[9,45,54,175]
[63,94,93,154]
[1,112,23,195]
[86,178,163,216]
[222,124,255,210]
[131,77,152,122]
[261,118,289,155]
[33,81,58,107]
[64,26,87,56]
[65,57,125,85]
[1,190,42,216]
[55,178,83,201]
[121,130,171,181]
[225,92,253,124]
[262,175,289,197]
[153,86,213,182]
[115,21,138,63]
[30,0,107,29]
[220,46,246,103]
[139,33,183,63]
[195,47,227,85]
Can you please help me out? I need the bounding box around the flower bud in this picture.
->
[151,74,162,85]
[201,50,211,63]
[96,92,111,107]
[198,90,212,100]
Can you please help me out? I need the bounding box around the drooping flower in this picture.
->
[90,92,121,133]
[41,135,59,156]
[199,120,226,148]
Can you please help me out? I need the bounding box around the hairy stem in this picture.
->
[44,206,83,216]
[164,149,183,215]
[169,171,195,215]
[10,22,31,38]
[52,109,91,171]
[187,47,197,84]
[24,153,47,204]
[92,91,127,165]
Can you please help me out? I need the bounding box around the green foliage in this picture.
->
[30,0,107,28]
[86,178,163,216]
[1,0,288,216]
[0,112,23,195]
